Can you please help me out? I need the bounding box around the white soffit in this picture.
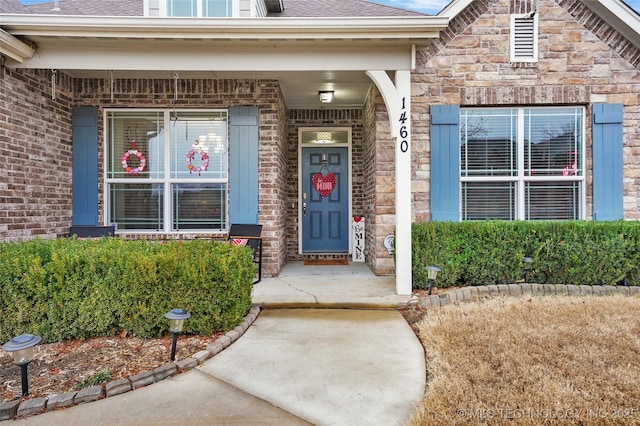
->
[14,38,415,72]
[1,15,446,72]
[0,15,447,108]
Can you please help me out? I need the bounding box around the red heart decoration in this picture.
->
[312,173,337,197]
[353,216,362,223]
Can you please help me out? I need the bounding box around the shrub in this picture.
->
[0,238,254,343]
[412,221,640,289]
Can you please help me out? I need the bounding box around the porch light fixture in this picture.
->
[165,309,191,362]
[2,334,41,396]
[315,132,333,144]
[318,91,334,103]
[426,265,441,296]
[523,257,534,283]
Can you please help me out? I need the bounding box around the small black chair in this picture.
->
[228,224,263,284]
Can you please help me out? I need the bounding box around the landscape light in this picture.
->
[165,309,191,362]
[2,334,41,396]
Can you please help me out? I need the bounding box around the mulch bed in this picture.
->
[0,334,220,402]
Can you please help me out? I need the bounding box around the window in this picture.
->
[510,13,538,63]
[165,0,232,16]
[460,107,585,220]
[106,110,228,232]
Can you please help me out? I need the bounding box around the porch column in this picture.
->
[366,70,412,295]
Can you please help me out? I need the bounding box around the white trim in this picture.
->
[411,44,416,70]
[582,0,640,50]
[437,0,473,19]
[9,43,415,74]
[297,127,353,255]
[366,70,412,295]
[197,0,203,18]
[0,29,35,62]
[0,15,449,41]
[517,111,525,219]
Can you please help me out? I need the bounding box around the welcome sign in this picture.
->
[352,216,365,262]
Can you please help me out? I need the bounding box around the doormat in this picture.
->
[304,259,349,266]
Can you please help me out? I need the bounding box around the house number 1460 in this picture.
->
[399,97,409,153]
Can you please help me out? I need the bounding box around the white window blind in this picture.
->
[460,107,585,221]
[510,13,538,63]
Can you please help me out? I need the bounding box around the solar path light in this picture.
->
[165,309,191,362]
[426,265,441,296]
[2,334,41,396]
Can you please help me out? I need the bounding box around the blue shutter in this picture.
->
[229,106,259,224]
[592,103,623,220]
[430,105,460,221]
[72,107,99,226]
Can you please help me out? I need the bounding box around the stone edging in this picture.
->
[415,284,640,309]
[0,303,263,421]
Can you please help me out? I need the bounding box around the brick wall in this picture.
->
[73,77,289,275]
[285,109,364,262]
[414,0,640,220]
[257,82,289,275]
[362,87,377,271]
[0,68,73,241]
[0,72,291,274]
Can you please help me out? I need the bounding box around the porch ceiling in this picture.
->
[0,15,448,108]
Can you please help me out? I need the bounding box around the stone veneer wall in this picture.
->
[285,109,365,262]
[0,68,74,241]
[413,0,640,221]
[362,85,396,275]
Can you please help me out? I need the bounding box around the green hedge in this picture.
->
[412,221,640,289]
[0,238,254,343]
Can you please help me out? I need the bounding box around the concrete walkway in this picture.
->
[253,261,412,309]
[16,263,425,425]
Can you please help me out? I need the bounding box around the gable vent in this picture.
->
[510,13,538,63]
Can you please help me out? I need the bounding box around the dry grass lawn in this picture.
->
[411,296,640,425]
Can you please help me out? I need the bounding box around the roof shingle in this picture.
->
[269,0,428,17]
[22,0,143,16]
[0,0,29,14]
[1,0,426,17]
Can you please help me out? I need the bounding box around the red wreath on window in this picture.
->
[121,141,146,175]
[186,139,209,176]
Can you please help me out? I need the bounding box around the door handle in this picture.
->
[303,202,307,216]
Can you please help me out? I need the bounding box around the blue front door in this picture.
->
[302,147,349,252]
